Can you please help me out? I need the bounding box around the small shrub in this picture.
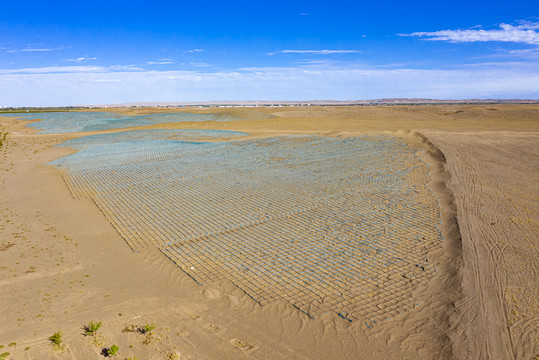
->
[104,344,119,357]
[0,352,10,360]
[139,322,156,334]
[0,131,7,147]
[84,320,103,336]
[49,331,62,345]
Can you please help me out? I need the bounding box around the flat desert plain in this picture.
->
[0,105,537,360]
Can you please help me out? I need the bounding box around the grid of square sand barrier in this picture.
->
[55,131,443,325]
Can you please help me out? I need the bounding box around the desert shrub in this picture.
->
[139,322,156,334]
[49,332,62,345]
[0,132,7,147]
[84,320,103,336]
[105,344,119,357]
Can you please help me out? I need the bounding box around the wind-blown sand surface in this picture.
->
[0,105,537,359]
[426,131,539,360]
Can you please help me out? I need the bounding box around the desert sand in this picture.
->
[0,104,537,359]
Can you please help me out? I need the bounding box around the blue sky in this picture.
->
[1,0,538,106]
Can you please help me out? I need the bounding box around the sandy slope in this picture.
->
[0,105,538,359]
[425,132,539,360]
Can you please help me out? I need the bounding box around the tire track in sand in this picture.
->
[425,132,539,360]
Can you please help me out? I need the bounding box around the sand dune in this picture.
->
[0,104,537,359]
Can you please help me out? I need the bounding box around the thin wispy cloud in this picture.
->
[452,61,539,69]
[508,48,539,57]
[64,57,97,62]
[513,20,539,30]
[6,46,69,53]
[147,59,174,65]
[1,63,537,106]
[477,46,539,60]
[188,49,204,53]
[187,62,212,67]
[7,48,54,53]
[0,65,142,74]
[268,50,361,55]
[292,59,342,66]
[401,21,539,45]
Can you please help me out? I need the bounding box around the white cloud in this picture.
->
[6,46,69,53]
[64,57,97,62]
[0,65,142,74]
[271,50,361,55]
[147,60,174,65]
[453,61,538,69]
[7,48,55,53]
[401,21,539,45]
[513,20,539,30]
[188,62,211,67]
[0,63,537,106]
[507,48,539,57]
[188,49,204,53]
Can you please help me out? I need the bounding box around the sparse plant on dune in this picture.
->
[137,322,157,345]
[138,321,156,334]
[48,331,64,351]
[0,131,7,147]
[103,344,119,357]
[0,351,10,360]
[84,320,103,336]
[49,331,62,346]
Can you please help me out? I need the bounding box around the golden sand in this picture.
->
[0,104,537,359]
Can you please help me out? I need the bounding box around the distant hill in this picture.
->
[101,98,539,107]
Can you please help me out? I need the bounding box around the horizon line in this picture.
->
[2,98,539,109]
